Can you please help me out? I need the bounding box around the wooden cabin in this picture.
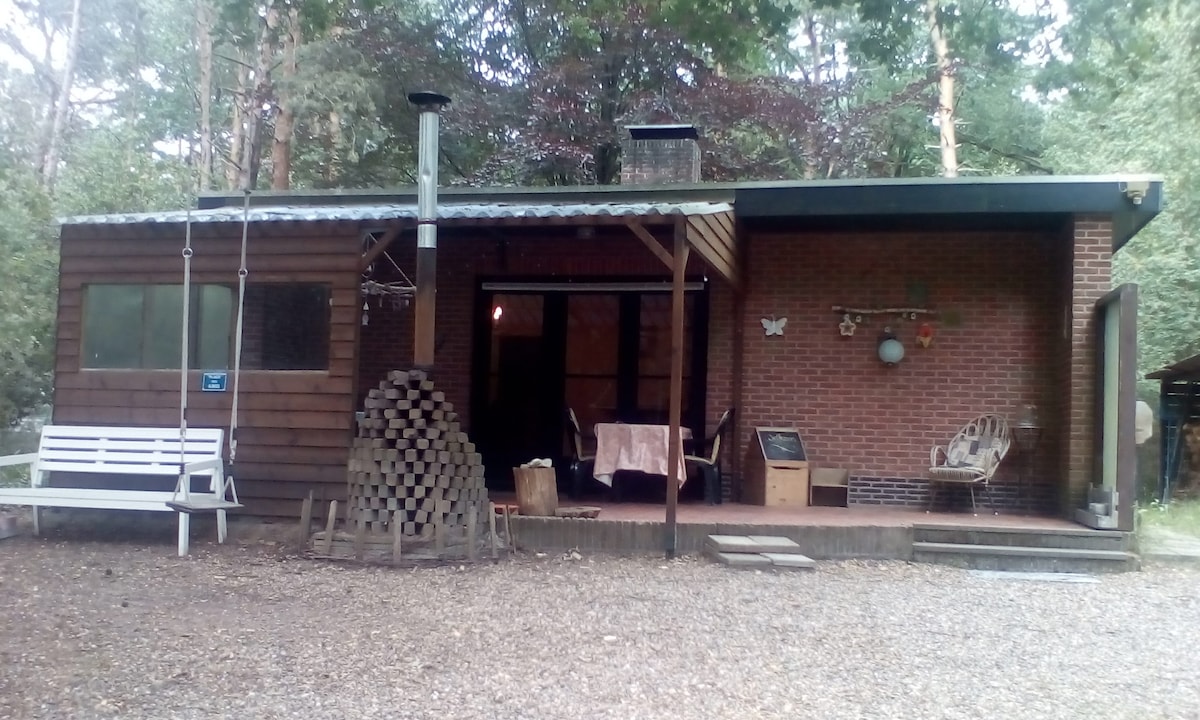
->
[54,167,1163,529]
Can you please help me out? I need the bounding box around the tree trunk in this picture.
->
[226,56,249,190]
[270,5,300,190]
[802,13,822,179]
[239,2,278,191]
[41,0,83,191]
[196,0,215,191]
[926,0,958,177]
[323,110,342,187]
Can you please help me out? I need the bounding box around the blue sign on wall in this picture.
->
[201,372,228,392]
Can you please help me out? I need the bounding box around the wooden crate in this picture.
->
[809,467,850,507]
[743,461,810,506]
[742,427,810,507]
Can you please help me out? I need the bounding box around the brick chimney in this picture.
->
[620,124,701,185]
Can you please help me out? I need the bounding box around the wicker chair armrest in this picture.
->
[930,446,947,467]
[979,448,1003,477]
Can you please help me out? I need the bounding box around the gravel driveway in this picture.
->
[1,528,1198,720]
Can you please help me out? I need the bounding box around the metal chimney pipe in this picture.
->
[407,91,451,370]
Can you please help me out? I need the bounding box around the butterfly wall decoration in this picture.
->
[761,316,787,336]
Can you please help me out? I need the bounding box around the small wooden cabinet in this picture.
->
[742,427,810,507]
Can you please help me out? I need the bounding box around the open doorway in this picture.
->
[471,281,708,493]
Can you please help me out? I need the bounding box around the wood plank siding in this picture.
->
[54,221,365,517]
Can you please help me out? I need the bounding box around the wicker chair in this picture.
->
[928,414,1011,515]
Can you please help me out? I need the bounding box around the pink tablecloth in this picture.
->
[592,423,691,487]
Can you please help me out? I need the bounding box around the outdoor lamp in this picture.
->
[877,328,905,366]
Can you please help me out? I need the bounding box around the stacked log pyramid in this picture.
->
[348,369,488,536]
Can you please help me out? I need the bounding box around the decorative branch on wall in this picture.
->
[833,306,937,337]
[833,307,942,362]
[831,306,937,317]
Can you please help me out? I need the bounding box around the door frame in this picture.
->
[1093,283,1138,532]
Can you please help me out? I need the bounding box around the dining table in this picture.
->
[591,422,692,488]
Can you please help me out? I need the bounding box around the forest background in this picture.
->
[1,0,1196,438]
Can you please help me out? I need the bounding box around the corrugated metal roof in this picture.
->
[1146,352,1200,381]
[61,201,733,226]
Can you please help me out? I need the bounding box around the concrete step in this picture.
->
[912,523,1130,552]
[710,551,815,570]
[913,541,1139,573]
[705,534,803,555]
[706,534,815,570]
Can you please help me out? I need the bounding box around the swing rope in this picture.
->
[225,190,251,502]
[178,206,194,484]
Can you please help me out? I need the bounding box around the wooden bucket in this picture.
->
[513,466,558,517]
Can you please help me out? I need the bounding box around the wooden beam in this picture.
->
[625,218,674,270]
[708,209,734,238]
[359,226,401,271]
[696,213,736,263]
[685,217,736,284]
[665,217,690,559]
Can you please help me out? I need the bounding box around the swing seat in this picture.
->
[166,497,243,513]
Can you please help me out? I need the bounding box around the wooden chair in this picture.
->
[565,407,596,499]
[928,413,1011,515]
[685,408,734,505]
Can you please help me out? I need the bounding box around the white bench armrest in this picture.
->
[183,457,223,475]
[0,452,39,469]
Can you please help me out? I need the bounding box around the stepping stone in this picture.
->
[706,534,803,554]
[706,535,762,553]
[712,552,773,568]
[762,552,816,569]
[746,536,802,554]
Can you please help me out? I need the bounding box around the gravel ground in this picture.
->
[2,522,1200,720]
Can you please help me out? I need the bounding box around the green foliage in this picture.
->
[1138,498,1200,539]
[1042,0,1200,377]
[0,167,56,428]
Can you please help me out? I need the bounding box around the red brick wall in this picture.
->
[713,229,1067,510]
[1062,215,1113,511]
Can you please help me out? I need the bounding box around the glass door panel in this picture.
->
[483,294,546,475]
[564,295,620,449]
[636,294,693,425]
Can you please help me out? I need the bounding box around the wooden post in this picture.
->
[298,490,313,548]
[392,510,403,566]
[488,502,499,558]
[354,510,367,561]
[665,218,690,559]
[731,219,746,503]
[467,502,478,561]
[434,509,446,556]
[503,504,514,551]
[322,500,338,555]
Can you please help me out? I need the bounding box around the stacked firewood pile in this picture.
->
[348,369,488,536]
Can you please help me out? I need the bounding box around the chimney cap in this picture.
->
[407,91,452,108]
[625,124,698,141]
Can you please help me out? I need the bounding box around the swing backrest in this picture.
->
[35,426,224,480]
